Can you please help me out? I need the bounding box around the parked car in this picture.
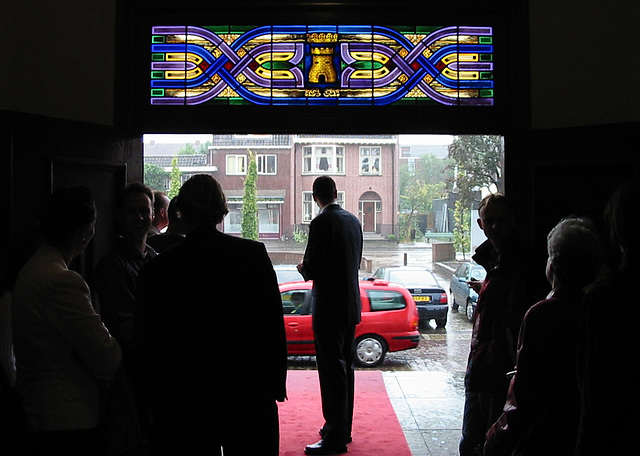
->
[367,266,448,328]
[279,280,420,367]
[449,262,487,322]
[273,264,305,284]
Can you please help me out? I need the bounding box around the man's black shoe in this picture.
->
[304,439,348,455]
[319,428,352,444]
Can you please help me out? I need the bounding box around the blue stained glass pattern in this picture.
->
[150,25,494,106]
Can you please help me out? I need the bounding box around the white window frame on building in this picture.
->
[302,191,345,223]
[224,204,243,233]
[360,146,382,175]
[226,154,247,175]
[258,204,280,233]
[257,154,277,175]
[224,197,283,237]
[302,145,345,175]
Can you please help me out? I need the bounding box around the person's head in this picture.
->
[177,174,228,229]
[166,196,186,235]
[546,217,602,288]
[41,186,97,256]
[604,181,640,267]
[477,193,516,250]
[116,182,154,243]
[152,191,170,230]
[312,176,338,208]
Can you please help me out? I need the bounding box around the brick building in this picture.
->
[207,134,293,239]
[205,134,399,239]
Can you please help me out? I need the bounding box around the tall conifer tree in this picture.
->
[241,150,259,240]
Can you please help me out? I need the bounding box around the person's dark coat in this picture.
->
[300,203,363,330]
[134,226,287,451]
[467,237,547,394]
[576,268,640,456]
[484,286,583,456]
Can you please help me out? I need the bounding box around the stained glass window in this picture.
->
[150,25,494,106]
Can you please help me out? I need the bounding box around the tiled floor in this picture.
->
[383,371,465,456]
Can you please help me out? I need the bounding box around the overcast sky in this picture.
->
[398,134,453,145]
[144,134,213,144]
[144,133,454,146]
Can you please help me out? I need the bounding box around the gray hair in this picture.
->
[547,217,602,287]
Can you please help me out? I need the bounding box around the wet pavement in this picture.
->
[382,309,471,456]
[266,240,471,455]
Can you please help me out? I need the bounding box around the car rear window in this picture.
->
[367,290,406,311]
[388,270,440,287]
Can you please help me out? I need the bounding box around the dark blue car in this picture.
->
[368,266,449,329]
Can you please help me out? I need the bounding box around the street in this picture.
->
[267,239,472,379]
[269,240,472,455]
[265,240,471,456]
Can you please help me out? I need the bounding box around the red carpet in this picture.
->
[279,370,412,456]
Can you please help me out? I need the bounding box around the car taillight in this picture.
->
[439,293,448,303]
[410,316,419,330]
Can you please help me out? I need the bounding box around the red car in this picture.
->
[279,279,420,367]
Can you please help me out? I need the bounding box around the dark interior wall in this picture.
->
[1,0,117,126]
[507,122,640,273]
[0,111,141,275]
[528,1,640,129]
[523,0,640,259]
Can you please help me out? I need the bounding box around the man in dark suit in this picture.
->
[134,174,287,456]
[298,176,363,455]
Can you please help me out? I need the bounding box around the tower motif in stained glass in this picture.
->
[150,25,494,106]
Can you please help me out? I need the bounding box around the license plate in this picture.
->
[414,296,431,302]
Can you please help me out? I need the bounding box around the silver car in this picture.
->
[449,262,486,322]
[273,264,305,284]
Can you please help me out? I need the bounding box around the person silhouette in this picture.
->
[12,187,121,456]
[148,190,170,237]
[92,182,157,441]
[576,180,640,456]
[94,182,157,357]
[134,174,287,456]
[297,176,363,456]
[145,196,185,253]
[484,217,603,456]
[460,193,548,456]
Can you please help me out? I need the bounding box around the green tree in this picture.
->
[418,153,455,185]
[167,155,181,199]
[452,200,471,259]
[197,140,211,154]
[448,135,504,206]
[177,143,198,155]
[143,162,167,191]
[399,180,445,241]
[241,150,259,240]
[398,154,454,241]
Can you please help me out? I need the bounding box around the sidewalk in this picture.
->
[383,371,464,456]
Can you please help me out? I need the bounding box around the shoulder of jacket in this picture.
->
[49,267,87,291]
